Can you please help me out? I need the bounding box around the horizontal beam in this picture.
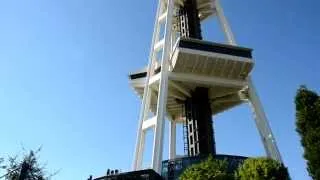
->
[149,73,161,86]
[150,85,185,101]
[142,116,157,130]
[169,80,191,97]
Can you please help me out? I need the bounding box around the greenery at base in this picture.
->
[179,155,234,180]
[179,156,289,180]
[295,86,320,179]
[236,158,289,180]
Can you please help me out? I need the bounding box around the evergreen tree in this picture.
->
[295,86,320,179]
[0,148,56,180]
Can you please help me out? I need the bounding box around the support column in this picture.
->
[215,0,282,163]
[151,0,175,173]
[169,121,176,159]
[133,0,163,171]
[248,78,283,162]
[215,0,236,45]
[136,131,146,169]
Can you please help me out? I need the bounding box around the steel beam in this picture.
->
[169,121,177,159]
[214,0,282,163]
[151,0,175,173]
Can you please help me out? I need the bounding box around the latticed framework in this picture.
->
[130,0,282,173]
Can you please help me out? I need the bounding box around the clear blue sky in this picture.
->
[0,0,319,179]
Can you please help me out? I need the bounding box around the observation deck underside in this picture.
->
[130,38,254,121]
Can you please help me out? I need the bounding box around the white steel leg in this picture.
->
[169,121,176,159]
[151,0,175,173]
[248,78,283,162]
[136,131,146,169]
[215,0,282,163]
[215,0,236,45]
[133,0,163,171]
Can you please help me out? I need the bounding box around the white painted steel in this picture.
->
[169,121,177,159]
[142,116,157,130]
[215,0,236,45]
[248,78,283,162]
[151,0,175,173]
[154,39,165,52]
[149,73,161,86]
[136,131,146,170]
[214,0,283,162]
[133,0,163,171]
[169,80,191,97]
[133,0,283,174]
[133,0,175,174]
[158,12,168,23]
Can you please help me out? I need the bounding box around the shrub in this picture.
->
[236,157,289,180]
[179,156,234,180]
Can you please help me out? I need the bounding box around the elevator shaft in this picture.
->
[185,88,215,157]
[178,0,202,39]
[178,0,215,157]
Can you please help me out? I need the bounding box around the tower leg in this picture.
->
[133,113,145,170]
[137,131,146,169]
[169,121,176,159]
[215,0,282,163]
[151,0,175,173]
[215,0,236,45]
[132,0,163,171]
[248,79,283,162]
[133,87,153,170]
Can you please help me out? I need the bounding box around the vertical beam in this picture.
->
[169,121,177,159]
[215,0,236,45]
[136,131,146,169]
[248,78,283,162]
[215,0,282,163]
[151,0,175,173]
[133,0,163,171]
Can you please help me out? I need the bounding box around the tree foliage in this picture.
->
[0,148,56,180]
[295,86,320,179]
[236,158,289,180]
[179,156,234,180]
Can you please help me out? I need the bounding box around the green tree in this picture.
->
[0,148,57,180]
[179,156,234,180]
[295,86,320,179]
[236,157,289,180]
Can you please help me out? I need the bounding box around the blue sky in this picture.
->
[0,0,319,179]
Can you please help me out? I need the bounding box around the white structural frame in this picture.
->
[133,0,282,174]
[133,0,175,173]
[215,0,283,162]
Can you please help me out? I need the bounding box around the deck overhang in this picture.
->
[129,38,254,121]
